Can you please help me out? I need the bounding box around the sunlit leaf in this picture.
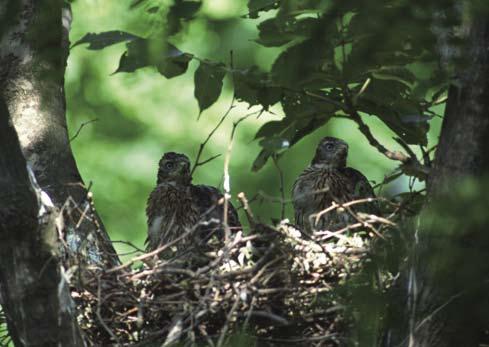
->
[194,61,226,114]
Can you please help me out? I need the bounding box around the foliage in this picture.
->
[74,0,456,175]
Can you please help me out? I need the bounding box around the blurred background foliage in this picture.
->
[66,0,444,260]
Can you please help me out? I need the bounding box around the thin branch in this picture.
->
[69,118,98,142]
[191,106,233,176]
[272,154,286,220]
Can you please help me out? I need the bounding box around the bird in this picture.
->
[292,137,378,233]
[146,152,241,258]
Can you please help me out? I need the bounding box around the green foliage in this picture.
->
[66,0,444,255]
[74,0,457,174]
[72,31,140,50]
[194,60,225,114]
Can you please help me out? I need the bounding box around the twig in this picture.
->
[69,118,98,142]
[191,107,232,176]
[216,290,240,347]
[96,275,121,345]
[272,154,286,220]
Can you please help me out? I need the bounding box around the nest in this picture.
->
[70,219,376,347]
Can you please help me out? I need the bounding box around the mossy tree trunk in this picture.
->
[0,0,119,267]
[0,0,120,345]
[0,98,85,346]
[397,12,489,347]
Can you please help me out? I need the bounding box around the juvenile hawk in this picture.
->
[292,137,377,232]
[146,152,241,257]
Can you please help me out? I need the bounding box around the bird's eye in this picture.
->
[324,143,335,151]
[165,162,174,170]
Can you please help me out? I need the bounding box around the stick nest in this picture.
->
[70,221,375,346]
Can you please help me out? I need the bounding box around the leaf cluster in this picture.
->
[73,0,462,173]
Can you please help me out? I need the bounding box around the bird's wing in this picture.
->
[191,184,241,229]
[341,167,379,214]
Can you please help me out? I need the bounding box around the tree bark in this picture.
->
[0,97,85,346]
[0,0,119,267]
[399,11,489,347]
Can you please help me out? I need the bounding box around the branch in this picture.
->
[69,118,98,142]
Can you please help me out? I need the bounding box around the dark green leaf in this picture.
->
[252,149,273,171]
[156,55,192,78]
[130,0,148,9]
[167,0,202,35]
[233,67,281,108]
[271,38,336,88]
[256,17,317,47]
[114,39,192,78]
[357,98,429,145]
[247,0,279,19]
[259,136,291,151]
[72,31,141,50]
[369,66,416,88]
[194,61,226,114]
[254,119,293,139]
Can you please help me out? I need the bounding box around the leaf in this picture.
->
[254,119,293,139]
[369,66,416,88]
[357,98,429,145]
[256,17,318,47]
[156,53,193,78]
[252,149,273,171]
[233,67,281,108]
[167,0,202,36]
[194,61,226,114]
[271,38,336,88]
[130,0,149,9]
[114,38,192,78]
[259,136,291,151]
[247,0,278,19]
[72,31,141,50]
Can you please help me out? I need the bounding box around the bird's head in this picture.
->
[312,137,349,167]
[157,152,191,185]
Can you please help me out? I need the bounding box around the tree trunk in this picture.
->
[0,0,119,267]
[0,97,85,346]
[400,11,489,347]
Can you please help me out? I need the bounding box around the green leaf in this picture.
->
[194,61,226,114]
[167,0,202,36]
[254,119,293,139]
[233,67,281,108]
[114,39,192,78]
[369,66,416,88]
[256,17,317,47]
[130,0,149,9]
[252,149,273,171]
[259,136,291,151]
[271,38,336,88]
[156,53,193,78]
[72,31,141,50]
[247,0,278,19]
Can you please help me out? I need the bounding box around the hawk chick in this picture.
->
[146,152,241,257]
[292,137,377,232]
